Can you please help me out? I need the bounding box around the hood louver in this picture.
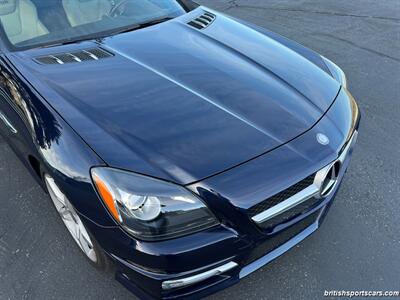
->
[188,12,216,29]
[34,48,113,65]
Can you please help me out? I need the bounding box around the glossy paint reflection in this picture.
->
[0,67,61,148]
[0,62,115,226]
[188,87,360,213]
[9,7,340,184]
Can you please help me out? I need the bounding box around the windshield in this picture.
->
[0,0,186,50]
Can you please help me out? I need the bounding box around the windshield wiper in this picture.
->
[110,17,174,36]
[136,16,174,29]
[33,17,174,49]
[108,23,141,36]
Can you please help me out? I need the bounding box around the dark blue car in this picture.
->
[0,0,360,298]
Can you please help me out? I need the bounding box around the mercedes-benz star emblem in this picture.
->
[314,160,341,199]
[320,162,340,197]
[316,133,330,145]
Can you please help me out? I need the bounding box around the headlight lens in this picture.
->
[91,167,219,241]
[322,56,347,88]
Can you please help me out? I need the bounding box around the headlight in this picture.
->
[91,167,219,241]
[322,56,347,88]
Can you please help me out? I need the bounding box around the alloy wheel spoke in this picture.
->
[59,206,74,222]
[46,175,97,262]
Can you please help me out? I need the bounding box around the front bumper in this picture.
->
[113,182,351,300]
[83,88,360,299]
[115,140,356,300]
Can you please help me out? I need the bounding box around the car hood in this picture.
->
[10,8,340,184]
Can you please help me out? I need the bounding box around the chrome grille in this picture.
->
[248,174,315,217]
[250,130,358,227]
[258,196,323,231]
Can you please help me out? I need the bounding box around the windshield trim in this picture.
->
[0,0,197,52]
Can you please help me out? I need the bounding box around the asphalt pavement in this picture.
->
[1,1,399,299]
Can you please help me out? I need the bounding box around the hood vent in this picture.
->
[34,48,113,65]
[188,12,216,29]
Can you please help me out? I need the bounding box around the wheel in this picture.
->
[44,174,112,271]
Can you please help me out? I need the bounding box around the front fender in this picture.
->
[0,57,116,228]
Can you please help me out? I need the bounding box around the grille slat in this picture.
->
[197,18,209,26]
[53,53,78,64]
[243,209,320,265]
[34,48,113,65]
[35,55,62,65]
[188,21,204,29]
[248,174,316,217]
[258,196,323,230]
[200,15,213,22]
[188,12,216,29]
[73,51,95,61]
[85,48,112,59]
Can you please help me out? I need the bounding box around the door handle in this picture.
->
[0,110,17,134]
